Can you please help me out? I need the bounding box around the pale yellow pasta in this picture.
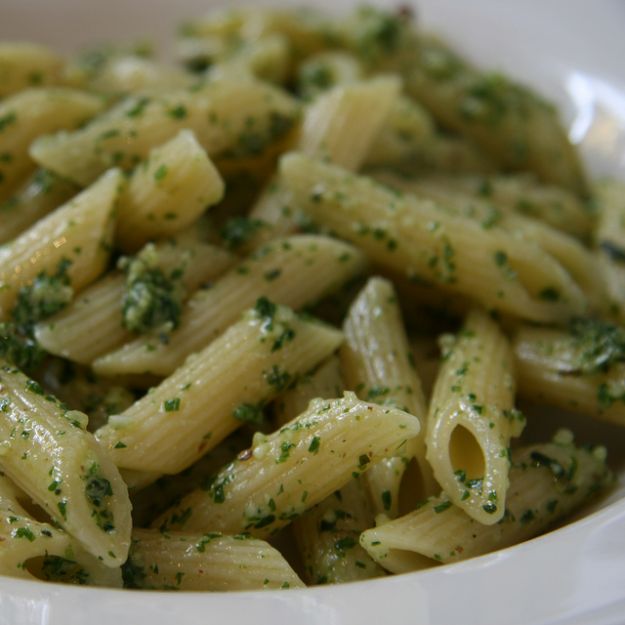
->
[426,308,523,525]
[185,6,332,60]
[296,51,364,100]
[92,235,365,377]
[0,474,122,587]
[209,35,291,85]
[405,36,587,194]
[429,173,593,239]
[116,129,225,250]
[87,56,193,95]
[0,169,79,245]
[280,152,586,322]
[0,87,103,201]
[30,78,299,186]
[368,173,602,307]
[298,77,400,171]
[361,435,611,572]
[593,180,625,321]
[340,277,437,516]
[364,95,435,168]
[0,2,617,595]
[513,324,625,426]
[155,392,420,538]
[248,77,400,245]
[95,303,343,474]
[124,529,305,590]
[35,238,235,364]
[0,42,64,97]
[0,361,132,566]
[0,168,120,320]
[276,356,384,585]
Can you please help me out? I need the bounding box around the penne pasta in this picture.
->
[514,321,625,427]
[280,152,587,322]
[116,130,225,251]
[0,473,122,587]
[30,78,299,186]
[426,308,523,524]
[405,36,587,194]
[340,277,437,516]
[35,237,235,364]
[0,42,64,97]
[92,235,365,377]
[154,391,421,538]
[0,169,79,245]
[0,168,120,320]
[0,87,103,202]
[95,302,344,473]
[276,356,385,585]
[123,529,304,590]
[0,361,132,566]
[361,433,611,572]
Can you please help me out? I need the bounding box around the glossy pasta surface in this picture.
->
[0,3,621,594]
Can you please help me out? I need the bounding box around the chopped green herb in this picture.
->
[308,436,321,454]
[163,398,181,412]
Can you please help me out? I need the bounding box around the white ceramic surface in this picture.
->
[1,1,625,624]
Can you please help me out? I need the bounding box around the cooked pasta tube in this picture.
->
[35,238,235,364]
[30,78,299,186]
[0,42,64,97]
[361,433,611,572]
[276,356,384,585]
[95,302,344,473]
[594,179,625,253]
[123,529,304,590]
[405,36,587,194]
[280,153,586,322]
[369,172,601,308]
[593,180,625,321]
[208,35,291,85]
[514,322,625,427]
[296,51,364,100]
[298,77,400,171]
[0,87,103,202]
[426,309,524,524]
[0,474,122,587]
[155,392,420,538]
[185,6,333,61]
[0,361,132,566]
[248,77,400,245]
[429,173,593,239]
[0,169,79,245]
[92,235,365,377]
[0,168,120,320]
[341,277,437,516]
[86,56,193,95]
[364,96,493,174]
[116,130,225,251]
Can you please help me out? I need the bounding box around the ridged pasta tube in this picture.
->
[155,391,421,539]
[0,361,132,566]
[93,235,365,377]
[95,303,344,473]
[280,152,586,322]
[361,434,611,572]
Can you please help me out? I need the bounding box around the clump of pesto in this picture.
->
[120,244,185,334]
[1,258,73,372]
[566,317,625,374]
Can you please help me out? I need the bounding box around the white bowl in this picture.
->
[1,1,625,624]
